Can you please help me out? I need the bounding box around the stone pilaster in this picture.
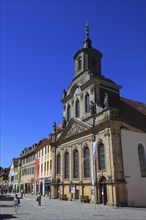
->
[51,145,56,199]
[79,143,83,199]
[60,149,64,181]
[68,147,72,201]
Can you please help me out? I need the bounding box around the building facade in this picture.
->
[20,144,37,194]
[122,129,146,207]
[6,23,145,207]
[49,23,146,207]
[0,168,10,193]
[8,158,19,193]
[35,138,52,196]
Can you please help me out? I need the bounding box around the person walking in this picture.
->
[36,193,41,206]
[21,189,24,198]
[13,194,19,213]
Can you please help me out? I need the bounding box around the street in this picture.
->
[0,194,146,220]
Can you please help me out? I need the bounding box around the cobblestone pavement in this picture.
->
[0,194,146,220]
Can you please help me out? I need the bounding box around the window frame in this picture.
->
[76,99,80,118]
[57,153,61,175]
[67,104,71,122]
[84,147,90,178]
[85,93,90,113]
[74,149,79,178]
[98,143,105,171]
[138,143,146,177]
[65,152,69,179]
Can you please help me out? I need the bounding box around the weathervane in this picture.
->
[85,19,89,37]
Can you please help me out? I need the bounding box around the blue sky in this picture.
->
[1,0,145,168]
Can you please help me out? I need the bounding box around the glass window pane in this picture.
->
[98,144,105,170]
[67,105,71,122]
[84,147,90,178]
[65,152,69,179]
[85,94,90,113]
[76,100,80,118]
[57,154,61,174]
[138,144,146,177]
[74,150,79,178]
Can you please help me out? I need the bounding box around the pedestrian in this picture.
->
[5,189,7,195]
[36,193,41,206]
[13,194,20,213]
[1,188,3,196]
[21,188,24,198]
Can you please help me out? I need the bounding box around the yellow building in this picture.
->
[49,24,146,207]
[20,144,37,194]
[35,138,52,196]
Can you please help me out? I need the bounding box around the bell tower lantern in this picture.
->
[74,22,103,79]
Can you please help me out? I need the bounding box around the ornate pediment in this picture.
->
[65,121,89,138]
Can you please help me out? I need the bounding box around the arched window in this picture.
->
[76,100,80,118]
[138,144,146,177]
[85,94,90,113]
[74,150,79,178]
[78,59,82,71]
[57,154,61,174]
[84,147,90,178]
[65,152,69,179]
[98,144,105,170]
[67,104,71,122]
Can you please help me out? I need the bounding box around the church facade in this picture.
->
[49,23,146,207]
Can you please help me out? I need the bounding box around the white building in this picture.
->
[8,158,19,192]
[122,129,146,207]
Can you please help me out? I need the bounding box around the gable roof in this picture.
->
[57,118,92,144]
[35,138,51,152]
[13,158,19,167]
[120,97,146,132]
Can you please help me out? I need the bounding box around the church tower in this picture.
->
[61,22,121,125]
[50,23,127,206]
[74,22,102,78]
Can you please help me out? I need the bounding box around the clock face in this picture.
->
[74,87,81,96]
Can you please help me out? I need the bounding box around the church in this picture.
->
[49,23,146,207]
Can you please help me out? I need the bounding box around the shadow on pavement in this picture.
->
[0,195,14,208]
[0,195,14,201]
[0,214,18,219]
[0,204,14,207]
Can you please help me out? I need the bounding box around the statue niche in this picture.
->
[62,117,67,128]
[103,93,109,108]
[90,101,95,115]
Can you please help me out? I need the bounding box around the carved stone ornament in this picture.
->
[90,101,95,115]
[74,86,81,97]
[80,92,83,100]
[65,122,87,138]
[97,138,102,144]
[62,116,67,128]
[51,147,55,153]
[103,92,109,108]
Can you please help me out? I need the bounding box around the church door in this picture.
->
[99,176,107,205]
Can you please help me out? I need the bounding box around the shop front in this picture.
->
[44,178,51,198]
